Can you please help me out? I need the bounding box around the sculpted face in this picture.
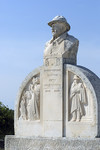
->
[74,79,78,85]
[52,23,66,39]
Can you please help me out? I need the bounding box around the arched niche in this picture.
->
[14,66,43,137]
[64,64,100,138]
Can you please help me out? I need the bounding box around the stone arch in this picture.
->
[14,66,42,136]
[64,64,100,137]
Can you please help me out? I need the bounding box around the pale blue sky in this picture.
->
[0,0,100,109]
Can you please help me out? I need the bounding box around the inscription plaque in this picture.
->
[43,58,63,137]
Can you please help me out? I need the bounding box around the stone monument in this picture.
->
[5,16,100,150]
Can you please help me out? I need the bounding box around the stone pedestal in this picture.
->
[43,57,63,137]
[5,135,100,150]
[43,31,79,137]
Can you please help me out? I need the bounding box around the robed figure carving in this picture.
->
[32,77,40,120]
[19,76,40,121]
[26,83,34,121]
[26,77,40,121]
[70,75,86,122]
[19,95,26,120]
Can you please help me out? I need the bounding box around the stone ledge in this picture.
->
[5,135,100,150]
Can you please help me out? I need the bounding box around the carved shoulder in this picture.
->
[66,34,79,47]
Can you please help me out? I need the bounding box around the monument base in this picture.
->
[5,135,100,150]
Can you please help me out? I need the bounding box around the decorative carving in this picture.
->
[19,76,40,121]
[19,94,26,120]
[44,16,79,66]
[56,58,60,66]
[45,58,49,66]
[48,16,70,44]
[70,75,86,122]
[32,76,40,120]
[26,83,34,121]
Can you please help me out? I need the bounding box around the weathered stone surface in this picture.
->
[5,135,100,150]
[5,15,100,150]
[43,62,63,137]
[64,64,100,138]
[44,31,79,65]
[15,66,44,137]
[42,16,79,137]
[44,16,79,65]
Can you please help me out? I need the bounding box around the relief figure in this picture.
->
[19,95,26,120]
[19,76,40,121]
[26,77,40,121]
[32,77,40,120]
[70,75,86,122]
[25,85,33,121]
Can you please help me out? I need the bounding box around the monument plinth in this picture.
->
[5,16,100,150]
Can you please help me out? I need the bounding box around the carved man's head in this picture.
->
[48,16,70,39]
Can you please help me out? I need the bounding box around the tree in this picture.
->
[0,102,14,139]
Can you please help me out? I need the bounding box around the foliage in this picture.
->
[0,102,14,139]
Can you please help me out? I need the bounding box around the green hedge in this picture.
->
[0,102,14,140]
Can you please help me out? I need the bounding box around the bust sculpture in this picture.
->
[44,16,79,65]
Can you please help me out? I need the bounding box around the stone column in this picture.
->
[43,55,63,137]
[42,36,78,137]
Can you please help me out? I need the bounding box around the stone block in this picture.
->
[5,136,100,150]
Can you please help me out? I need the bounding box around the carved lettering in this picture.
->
[49,79,56,82]
[45,90,51,92]
[47,74,58,76]
[44,84,61,89]
[54,90,61,92]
